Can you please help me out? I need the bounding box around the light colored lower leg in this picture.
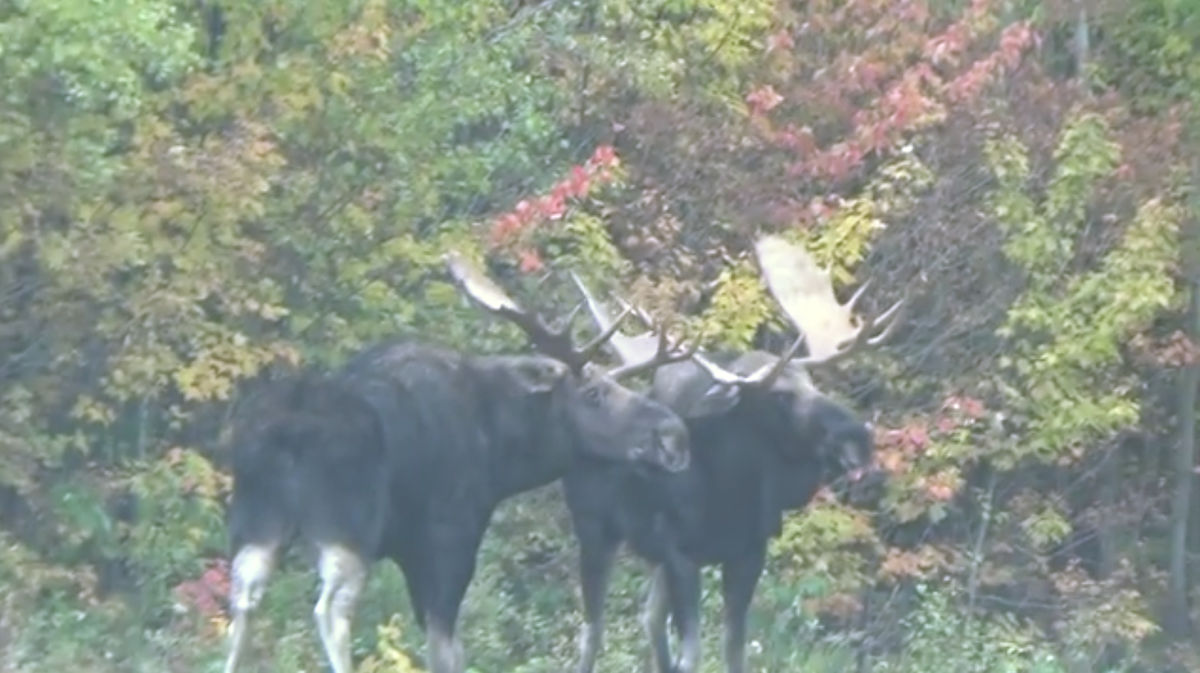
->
[426,617,464,673]
[313,577,335,658]
[576,619,602,673]
[641,569,671,673]
[676,623,700,673]
[223,610,249,673]
[223,544,276,673]
[314,545,367,673]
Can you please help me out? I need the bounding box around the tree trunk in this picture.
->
[1097,449,1117,578]
[1073,0,1090,79]
[1167,151,1200,637]
[1168,281,1198,636]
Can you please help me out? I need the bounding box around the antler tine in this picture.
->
[754,234,908,369]
[788,293,905,369]
[577,303,635,362]
[866,296,906,345]
[615,295,656,328]
[690,332,808,389]
[607,325,703,381]
[557,302,584,332]
[569,269,707,380]
[845,278,872,313]
[446,251,597,371]
[868,295,902,333]
[570,271,620,333]
[691,353,744,385]
[570,271,662,365]
[743,333,808,385]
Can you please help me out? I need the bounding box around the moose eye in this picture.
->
[582,386,606,405]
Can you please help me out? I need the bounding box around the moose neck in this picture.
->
[484,377,576,501]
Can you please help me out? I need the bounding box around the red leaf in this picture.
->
[569,165,591,198]
[943,394,986,419]
[491,213,522,243]
[513,199,534,223]
[961,397,985,419]
[588,144,618,168]
[926,482,956,502]
[539,194,566,219]
[766,28,795,53]
[746,84,784,115]
[518,248,544,273]
[857,60,885,91]
[903,421,930,451]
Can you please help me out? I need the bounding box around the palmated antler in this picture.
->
[569,272,702,380]
[691,235,906,388]
[445,251,633,373]
[755,235,905,365]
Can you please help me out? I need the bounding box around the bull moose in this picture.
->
[221,252,698,673]
[564,236,905,673]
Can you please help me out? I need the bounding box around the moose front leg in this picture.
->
[422,512,490,673]
[720,550,765,673]
[575,529,618,673]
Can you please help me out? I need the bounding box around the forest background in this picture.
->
[2,0,1200,671]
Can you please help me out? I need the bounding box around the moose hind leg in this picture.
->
[313,545,368,673]
[720,551,765,673]
[224,544,277,673]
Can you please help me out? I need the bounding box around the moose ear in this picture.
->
[508,359,570,394]
[678,382,742,418]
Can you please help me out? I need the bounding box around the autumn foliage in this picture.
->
[2,0,1199,671]
[490,145,622,271]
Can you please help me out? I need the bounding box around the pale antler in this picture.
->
[689,235,905,388]
[574,270,805,389]
[568,272,702,380]
[444,251,633,373]
[569,272,660,364]
[754,235,904,366]
[689,334,808,389]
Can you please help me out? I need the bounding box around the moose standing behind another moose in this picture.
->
[564,235,905,673]
[219,236,905,673]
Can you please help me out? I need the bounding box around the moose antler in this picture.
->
[445,251,633,373]
[569,272,702,380]
[689,335,809,389]
[755,235,904,365]
[570,272,659,364]
[689,235,905,388]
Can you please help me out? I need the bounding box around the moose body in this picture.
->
[565,237,903,673]
[223,255,697,673]
[565,353,875,673]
